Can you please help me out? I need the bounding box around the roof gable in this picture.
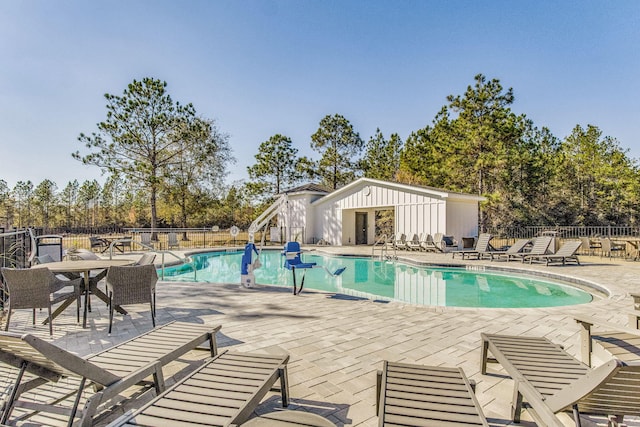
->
[311,177,485,205]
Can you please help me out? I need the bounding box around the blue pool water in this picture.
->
[161,250,593,308]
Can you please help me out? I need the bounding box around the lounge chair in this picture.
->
[433,233,458,252]
[0,321,220,426]
[393,232,407,250]
[510,235,552,263]
[488,238,530,261]
[451,233,492,260]
[574,315,640,367]
[527,240,582,265]
[405,233,422,251]
[107,349,290,427]
[377,360,488,426]
[419,233,438,252]
[480,332,640,427]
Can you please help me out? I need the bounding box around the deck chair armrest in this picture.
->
[574,315,640,336]
[82,361,165,425]
[545,359,623,414]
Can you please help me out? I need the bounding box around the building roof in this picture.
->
[281,183,332,195]
[311,177,485,205]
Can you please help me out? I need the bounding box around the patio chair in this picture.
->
[167,232,179,249]
[0,267,81,335]
[579,236,601,256]
[527,240,582,265]
[480,333,640,427]
[405,233,422,251]
[600,237,626,258]
[89,236,109,252]
[0,321,220,426]
[510,235,553,263]
[106,349,290,427]
[488,238,530,261]
[140,232,154,249]
[377,360,488,426]
[451,233,492,259]
[105,264,157,334]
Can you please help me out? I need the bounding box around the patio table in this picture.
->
[32,258,134,328]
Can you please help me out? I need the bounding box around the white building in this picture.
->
[278,178,485,247]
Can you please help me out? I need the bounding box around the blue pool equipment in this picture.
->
[283,241,346,295]
[240,242,261,288]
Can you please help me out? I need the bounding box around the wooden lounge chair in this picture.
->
[376,361,488,426]
[107,349,290,427]
[527,240,582,265]
[480,332,640,427]
[0,321,220,426]
[488,238,530,261]
[510,235,552,263]
[451,233,492,260]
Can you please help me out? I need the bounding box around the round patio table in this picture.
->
[241,410,336,426]
[33,259,134,328]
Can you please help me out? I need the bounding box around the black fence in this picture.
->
[487,226,639,239]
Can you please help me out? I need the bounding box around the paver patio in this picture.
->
[2,247,640,426]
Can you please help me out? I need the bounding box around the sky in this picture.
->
[1,0,639,190]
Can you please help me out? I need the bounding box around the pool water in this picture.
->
[161,250,593,308]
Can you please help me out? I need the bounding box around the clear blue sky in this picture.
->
[1,0,639,189]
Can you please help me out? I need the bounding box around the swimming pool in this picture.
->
[161,250,593,308]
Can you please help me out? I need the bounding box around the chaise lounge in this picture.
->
[377,360,488,426]
[527,240,582,266]
[480,332,640,427]
[0,321,220,426]
[107,349,290,427]
[451,233,492,260]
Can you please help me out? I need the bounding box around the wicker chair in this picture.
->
[1,267,81,335]
[105,264,158,334]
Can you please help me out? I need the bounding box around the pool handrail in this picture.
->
[372,234,396,260]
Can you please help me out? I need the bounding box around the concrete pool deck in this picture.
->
[3,247,640,426]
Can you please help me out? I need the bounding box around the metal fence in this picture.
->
[487,226,639,239]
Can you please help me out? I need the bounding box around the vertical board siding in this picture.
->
[312,182,479,246]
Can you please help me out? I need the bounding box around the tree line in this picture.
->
[1,74,638,233]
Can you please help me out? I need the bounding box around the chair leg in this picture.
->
[48,306,53,336]
[108,294,114,335]
[4,308,11,331]
[278,365,290,407]
[32,308,36,326]
[511,381,523,423]
[150,300,156,327]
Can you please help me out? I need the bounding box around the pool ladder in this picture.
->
[372,234,397,261]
